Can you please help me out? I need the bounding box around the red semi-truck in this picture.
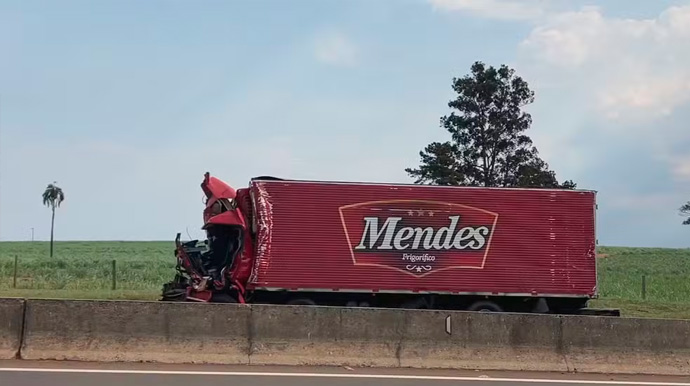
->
[161,173,618,315]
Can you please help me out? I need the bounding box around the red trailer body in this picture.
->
[246,180,597,298]
[163,174,611,315]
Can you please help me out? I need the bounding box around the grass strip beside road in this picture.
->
[0,241,174,292]
[589,298,690,320]
[1,241,689,319]
[0,289,161,301]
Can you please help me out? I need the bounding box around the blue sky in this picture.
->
[1,0,689,247]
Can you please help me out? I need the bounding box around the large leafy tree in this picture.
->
[42,182,65,257]
[681,201,690,225]
[406,61,576,189]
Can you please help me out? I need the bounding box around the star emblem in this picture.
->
[428,211,434,217]
[416,266,423,272]
[407,210,414,216]
[417,209,425,216]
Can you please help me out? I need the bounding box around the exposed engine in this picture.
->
[160,225,242,303]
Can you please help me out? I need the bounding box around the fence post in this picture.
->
[642,274,647,300]
[13,255,18,288]
[111,259,117,290]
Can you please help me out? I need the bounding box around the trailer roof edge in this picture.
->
[249,177,598,194]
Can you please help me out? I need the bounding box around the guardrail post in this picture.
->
[13,255,18,288]
[111,259,117,290]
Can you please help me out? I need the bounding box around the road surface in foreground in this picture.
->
[1,360,690,386]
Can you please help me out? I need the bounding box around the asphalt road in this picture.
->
[2,361,690,386]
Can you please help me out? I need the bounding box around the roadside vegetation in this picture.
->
[0,241,689,319]
[590,246,690,319]
[0,241,174,295]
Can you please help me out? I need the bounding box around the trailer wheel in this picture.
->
[286,298,316,306]
[399,298,428,309]
[467,300,503,312]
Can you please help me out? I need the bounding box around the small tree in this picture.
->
[42,182,65,257]
[406,61,575,189]
[681,201,690,225]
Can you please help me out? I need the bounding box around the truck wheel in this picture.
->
[467,300,503,312]
[211,293,237,303]
[399,298,428,309]
[160,279,188,302]
[286,298,316,306]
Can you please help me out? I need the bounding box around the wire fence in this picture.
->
[0,255,175,292]
[1,255,688,304]
[596,272,690,303]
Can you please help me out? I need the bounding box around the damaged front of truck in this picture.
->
[161,172,253,303]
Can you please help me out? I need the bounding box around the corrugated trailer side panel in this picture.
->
[247,180,597,297]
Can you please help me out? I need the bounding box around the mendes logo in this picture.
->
[338,200,498,277]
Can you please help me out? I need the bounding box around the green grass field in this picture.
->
[0,241,688,319]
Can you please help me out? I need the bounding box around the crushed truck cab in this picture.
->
[163,173,252,303]
[161,172,619,316]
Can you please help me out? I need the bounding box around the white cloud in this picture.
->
[519,6,604,67]
[508,3,690,195]
[519,5,690,123]
[429,2,690,181]
[313,31,358,67]
[428,0,550,21]
[668,156,690,183]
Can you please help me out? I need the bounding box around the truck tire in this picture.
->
[160,277,188,302]
[466,300,503,312]
[286,298,316,306]
[211,293,237,303]
[399,298,428,309]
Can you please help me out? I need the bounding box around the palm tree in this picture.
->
[42,182,65,257]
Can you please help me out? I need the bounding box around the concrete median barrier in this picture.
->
[249,304,405,367]
[0,298,24,359]
[399,309,569,372]
[562,314,690,376]
[20,299,251,364]
[8,297,690,376]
